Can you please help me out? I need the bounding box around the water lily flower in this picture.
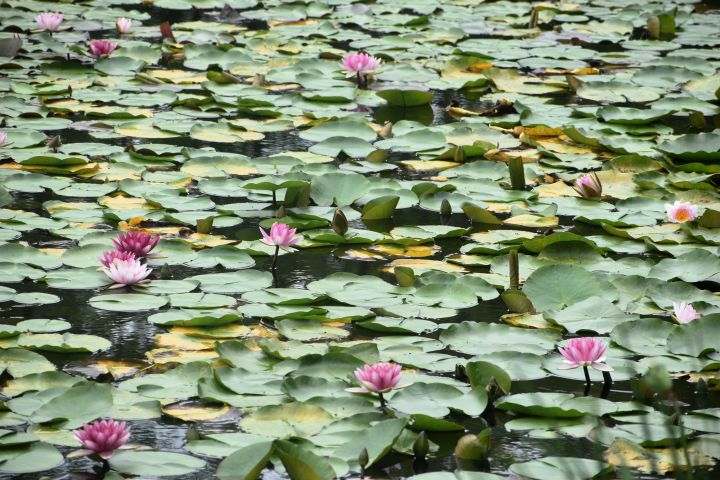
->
[573,172,602,199]
[559,337,614,393]
[100,250,136,268]
[260,222,301,250]
[36,13,64,32]
[665,200,699,223]
[558,337,612,372]
[341,52,381,88]
[348,362,402,408]
[89,39,118,58]
[260,222,301,270]
[354,362,401,393]
[74,419,130,460]
[116,17,133,33]
[112,230,159,258]
[103,257,151,286]
[673,302,702,324]
[0,131,7,147]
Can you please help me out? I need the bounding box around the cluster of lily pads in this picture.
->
[0,0,720,479]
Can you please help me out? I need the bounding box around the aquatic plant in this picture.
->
[35,13,63,31]
[103,257,151,286]
[259,222,300,270]
[573,173,602,199]
[673,302,702,324]
[112,231,159,258]
[73,419,130,459]
[349,362,402,408]
[116,17,132,33]
[341,52,381,89]
[100,250,136,268]
[89,39,118,58]
[665,200,699,223]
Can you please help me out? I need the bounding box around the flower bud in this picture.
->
[440,199,452,216]
[358,447,369,468]
[454,429,491,461]
[379,121,393,139]
[573,172,602,199]
[332,208,348,236]
[413,432,429,458]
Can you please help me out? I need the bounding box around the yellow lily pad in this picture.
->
[162,401,235,422]
[383,259,467,274]
[504,214,559,228]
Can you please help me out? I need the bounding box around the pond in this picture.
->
[0,0,720,479]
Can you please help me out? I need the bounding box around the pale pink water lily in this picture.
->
[673,302,702,324]
[665,200,699,223]
[103,257,151,286]
[99,250,136,268]
[558,337,613,372]
[573,173,602,199]
[73,419,130,459]
[116,17,133,33]
[89,39,118,58]
[0,131,7,147]
[260,222,301,250]
[36,13,64,32]
[112,230,159,258]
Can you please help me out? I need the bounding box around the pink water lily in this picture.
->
[113,230,159,258]
[665,200,699,223]
[100,250,136,268]
[116,17,132,33]
[354,362,402,393]
[261,222,301,271]
[558,337,613,372]
[0,131,7,147]
[341,52,381,89]
[89,39,118,58]
[341,52,381,77]
[260,222,301,250]
[36,13,64,32]
[74,419,130,459]
[673,302,702,324]
[103,257,151,286]
[573,173,602,199]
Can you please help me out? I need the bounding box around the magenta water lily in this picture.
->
[100,250,136,268]
[113,230,159,258]
[89,39,118,58]
[36,12,63,32]
[260,222,301,270]
[73,419,130,460]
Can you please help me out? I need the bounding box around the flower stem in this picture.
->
[379,392,386,409]
[600,370,612,399]
[271,245,279,271]
[582,365,591,395]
